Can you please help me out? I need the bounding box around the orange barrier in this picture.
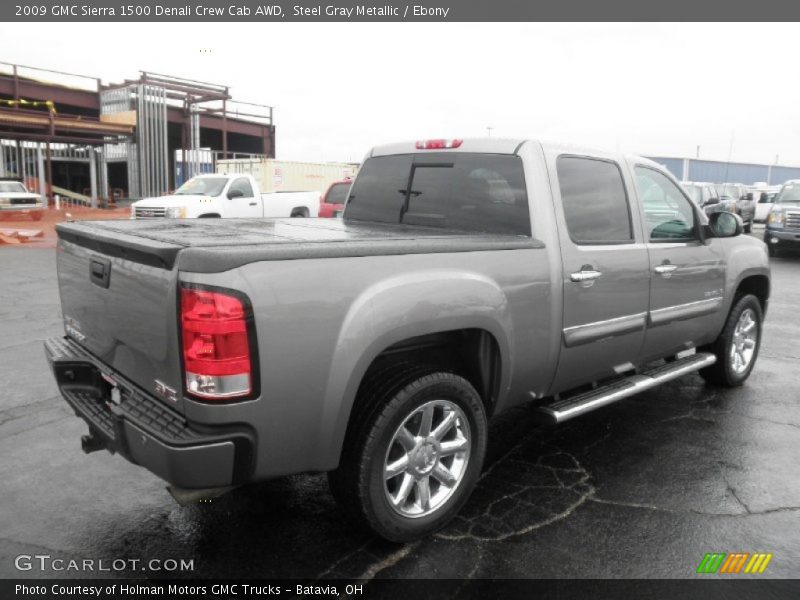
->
[0,206,131,249]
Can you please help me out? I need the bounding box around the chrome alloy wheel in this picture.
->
[731,308,758,375]
[383,399,471,518]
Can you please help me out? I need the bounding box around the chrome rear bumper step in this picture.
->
[534,352,716,424]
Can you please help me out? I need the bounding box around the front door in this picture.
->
[632,165,726,359]
[549,154,651,393]
[228,177,261,218]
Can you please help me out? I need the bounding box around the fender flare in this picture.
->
[316,269,515,466]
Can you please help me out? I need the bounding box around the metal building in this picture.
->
[0,62,276,206]
[647,156,800,186]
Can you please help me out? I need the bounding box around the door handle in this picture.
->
[248,202,257,206]
[655,264,678,275]
[570,269,603,282]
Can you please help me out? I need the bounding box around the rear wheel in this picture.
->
[699,294,762,387]
[328,367,487,542]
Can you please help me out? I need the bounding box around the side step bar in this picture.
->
[534,352,716,424]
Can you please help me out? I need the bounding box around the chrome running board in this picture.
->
[534,352,716,424]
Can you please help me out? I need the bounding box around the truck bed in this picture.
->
[56,217,540,273]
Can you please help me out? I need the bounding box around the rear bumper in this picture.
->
[764,228,800,247]
[44,336,255,489]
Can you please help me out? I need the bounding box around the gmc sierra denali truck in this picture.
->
[45,138,770,542]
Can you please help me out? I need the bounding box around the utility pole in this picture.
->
[696,145,700,159]
[486,126,493,138]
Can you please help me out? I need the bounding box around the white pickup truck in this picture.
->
[131,174,320,220]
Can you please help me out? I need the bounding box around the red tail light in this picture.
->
[415,139,463,150]
[181,285,256,401]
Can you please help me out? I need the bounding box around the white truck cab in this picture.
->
[131,174,320,219]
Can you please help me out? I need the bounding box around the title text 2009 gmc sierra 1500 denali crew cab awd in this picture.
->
[45,138,770,541]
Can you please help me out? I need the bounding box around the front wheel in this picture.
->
[328,368,487,542]
[699,294,763,387]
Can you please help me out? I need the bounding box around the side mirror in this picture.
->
[227,189,244,199]
[704,197,720,206]
[759,192,769,203]
[708,211,743,238]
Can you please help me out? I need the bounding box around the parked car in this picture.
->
[318,179,352,218]
[680,181,724,216]
[0,177,45,221]
[752,186,781,222]
[130,174,320,219]
[46,138,770,542]
[714,183,755,232]
[764,179,800,256]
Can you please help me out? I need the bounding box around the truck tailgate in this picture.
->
[56,221,185,414]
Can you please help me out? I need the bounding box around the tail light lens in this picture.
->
[181,285,255,401]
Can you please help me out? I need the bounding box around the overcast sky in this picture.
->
[1,22,798,165]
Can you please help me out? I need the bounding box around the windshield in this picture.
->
[174,177,228,196]
[714,184,740,199]
[775,183,800,204]
[682,184,703,205]
[324,182,351,204]
[0,181,27,194]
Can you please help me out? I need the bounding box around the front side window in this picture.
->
[636,167,697,241]
[229,178,254,198]
[556,156,633,244]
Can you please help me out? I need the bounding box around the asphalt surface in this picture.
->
[1,227,798,581]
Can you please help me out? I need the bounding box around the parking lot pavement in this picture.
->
[1,238,798,580]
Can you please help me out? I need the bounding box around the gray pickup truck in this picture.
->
[45,138,770,542]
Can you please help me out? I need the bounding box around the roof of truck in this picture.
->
[368,138,658,168]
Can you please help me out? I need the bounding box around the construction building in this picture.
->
[0,61,275,206]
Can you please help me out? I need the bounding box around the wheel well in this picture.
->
[357,329,502,417]
[290,207,309,217]
[736,275,769,310]
[198,213,221,218]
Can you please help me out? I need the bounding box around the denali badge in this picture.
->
[154,380,177,403]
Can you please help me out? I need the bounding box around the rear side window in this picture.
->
[557,156,633,244]
[345,153,530,236]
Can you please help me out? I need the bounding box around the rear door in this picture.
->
[632,165,726,359]
[548,152,651,393]
[227,177,261,218]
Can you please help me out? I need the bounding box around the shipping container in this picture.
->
[215,159,359,194]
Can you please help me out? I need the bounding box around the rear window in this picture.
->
[324,182,351,204]
[345,153,530,236]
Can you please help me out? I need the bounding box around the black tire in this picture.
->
[743,220,752,234]
[768,243,779,258]
[328,365,488,542]
[699,294,763,387]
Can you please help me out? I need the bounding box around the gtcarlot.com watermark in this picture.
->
[14,554,194,573]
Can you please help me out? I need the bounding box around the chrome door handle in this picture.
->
[655,264,678,275]
[570,270,603,282]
